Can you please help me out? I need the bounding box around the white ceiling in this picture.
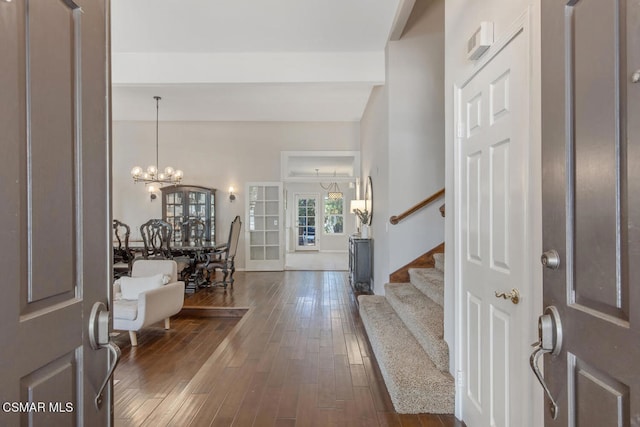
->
[111,0,414,122]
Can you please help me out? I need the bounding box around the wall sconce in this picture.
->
[148,184,158,201]
[229,186,236,202]
[350,199,366,214]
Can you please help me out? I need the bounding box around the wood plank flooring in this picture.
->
[114,271,464,427]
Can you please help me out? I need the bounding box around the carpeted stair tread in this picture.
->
[433,253,445,273]
[358,295,454,414]
[385,283,449,372]
[409,268,444,308]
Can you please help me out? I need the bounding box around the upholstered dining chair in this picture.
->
[140,218,173,260]
[113,219,134,278]
[204,215,242,288]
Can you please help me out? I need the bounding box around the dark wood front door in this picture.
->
[541,0,640,424]
[0,0,111,425]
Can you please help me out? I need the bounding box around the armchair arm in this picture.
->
[136,281,185,327]
[204,246,227,265]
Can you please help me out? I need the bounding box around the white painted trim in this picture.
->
[280,150,361,182]
[388,0,417,41]
[452,81,463,421]
[458,9,531,88]
[112,52,385,85]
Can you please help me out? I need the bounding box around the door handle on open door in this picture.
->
[494,288,520,304]
[89,302,122,410]
[530,306,562,420]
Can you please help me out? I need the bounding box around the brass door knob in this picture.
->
[495,288,520,304]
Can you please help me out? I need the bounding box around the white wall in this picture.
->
[112,121,359,269]
[388,0,445,273]
[360,0,445,294]
[360,85,389,294]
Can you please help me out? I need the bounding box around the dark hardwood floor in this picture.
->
[113,271,464,427]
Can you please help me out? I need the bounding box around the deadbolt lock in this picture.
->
[541,250,560,270]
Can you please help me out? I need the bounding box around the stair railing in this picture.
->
[389,188,445,225]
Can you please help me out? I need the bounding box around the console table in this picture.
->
[349,235,372,295]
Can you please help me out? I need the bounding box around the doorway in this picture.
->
[295,194,320,251]
[454,15,538,427]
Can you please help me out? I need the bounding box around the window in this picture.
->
[323,196,344,234]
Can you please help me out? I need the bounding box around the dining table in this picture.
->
[126,240,222,293]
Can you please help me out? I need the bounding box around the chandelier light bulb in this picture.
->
[164,166,175,176]
[131,166,143,178]
[174,170,184,179]
[147,165,157,176]
[147,184,157,193]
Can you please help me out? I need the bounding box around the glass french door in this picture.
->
[295,194,319,251]
[245,182,283,270]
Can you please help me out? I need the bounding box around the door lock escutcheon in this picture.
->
[89,302,121,410]
[530,306,563,419]
[541,250,560,270]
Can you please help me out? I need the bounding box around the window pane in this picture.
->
[323,196,344,234]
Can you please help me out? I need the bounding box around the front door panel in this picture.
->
[541,0,640,424]
[0,0,110,425]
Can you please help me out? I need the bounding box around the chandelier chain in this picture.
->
[130,96,184,188]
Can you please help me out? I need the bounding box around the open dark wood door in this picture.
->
[0,0,112,425]
[540,0,640,424]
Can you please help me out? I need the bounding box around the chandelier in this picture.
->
[131,96,183,191]
[317,169,343,200]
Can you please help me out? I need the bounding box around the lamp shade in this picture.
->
[350,199,366,213]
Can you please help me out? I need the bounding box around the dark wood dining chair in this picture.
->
[182,217,206,246]
[113,219,134,278]
[175,217,208,283]
[139,218,173,260]
[204,215,242,288]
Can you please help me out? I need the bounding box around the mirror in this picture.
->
[364,176,373,225]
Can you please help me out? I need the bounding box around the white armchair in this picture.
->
[113,260,185,346]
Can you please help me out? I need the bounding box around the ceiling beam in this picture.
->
[388,0,416,41]
[112,52,385,85]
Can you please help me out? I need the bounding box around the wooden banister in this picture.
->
[389,188,445,225]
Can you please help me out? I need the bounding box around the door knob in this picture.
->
[541,250,560,269]
[89,302,121,410]
[495,288,520,304]
[530,306,563,419]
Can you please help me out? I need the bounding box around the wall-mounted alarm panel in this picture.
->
[467,22,494,60]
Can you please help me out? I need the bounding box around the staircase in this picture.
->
[358,252,454,414]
